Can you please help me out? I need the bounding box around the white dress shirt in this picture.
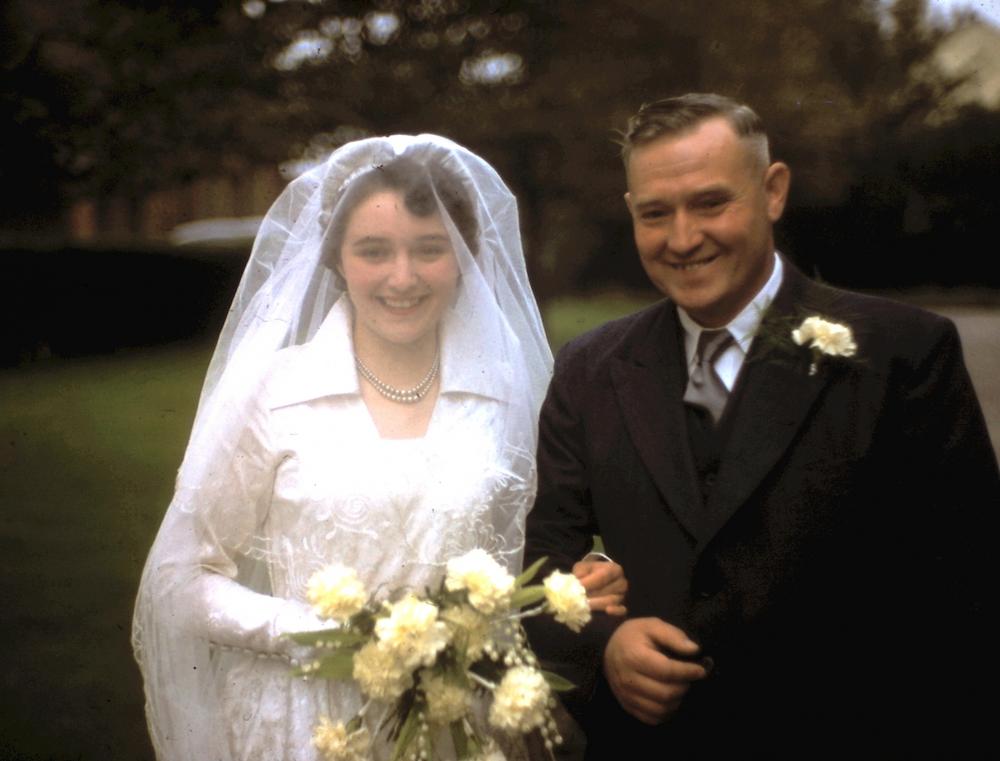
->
[676,253,784,391]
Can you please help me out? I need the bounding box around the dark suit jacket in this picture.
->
[525,262,999,759]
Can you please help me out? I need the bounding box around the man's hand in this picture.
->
[603,617,707,725]
[573,559,627,616]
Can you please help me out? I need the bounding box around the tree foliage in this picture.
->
[5,0,994,289]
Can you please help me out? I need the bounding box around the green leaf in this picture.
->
[390,707,421,761]
[286,628,368,648]
[292,649,356,680]
[510,586,547,609]
[515,556,547,587]
[450,720,470,759]
[542,669,576,692]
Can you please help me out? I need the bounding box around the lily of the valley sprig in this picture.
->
[792,316,857,375]
[289,549,589,761]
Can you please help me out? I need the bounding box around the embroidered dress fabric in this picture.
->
[131,136,552,761]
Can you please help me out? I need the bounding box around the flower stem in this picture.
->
[507,604,547,622]
[468,672,497,691]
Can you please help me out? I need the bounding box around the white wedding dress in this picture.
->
[189,300,534,760]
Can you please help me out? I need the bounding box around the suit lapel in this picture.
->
[610,304,710,542]
[700,266,834,547]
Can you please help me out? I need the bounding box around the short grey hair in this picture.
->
[620,93,771,171]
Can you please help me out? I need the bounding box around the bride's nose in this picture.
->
[386,252,419,290]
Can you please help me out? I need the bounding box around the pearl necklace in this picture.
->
[354,352,440,404]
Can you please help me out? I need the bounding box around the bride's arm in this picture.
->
[190,571,324,659]
[152,388,324,659]
[133,371,325,761]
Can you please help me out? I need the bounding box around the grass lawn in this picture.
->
[1,340,213,760]
[544,290,658,351]
[0,293,652,760]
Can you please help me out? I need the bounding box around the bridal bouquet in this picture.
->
[289,549,589,761]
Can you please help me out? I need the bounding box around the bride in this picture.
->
[132,135,622,761]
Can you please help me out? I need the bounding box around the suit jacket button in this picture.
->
[696,589,713,600]
[704,473,717,488]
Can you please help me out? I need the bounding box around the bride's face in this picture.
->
[339,189,460,352]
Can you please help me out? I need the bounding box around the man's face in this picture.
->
[625,117,790,328]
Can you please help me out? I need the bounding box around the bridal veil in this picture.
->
[132,135,553,760]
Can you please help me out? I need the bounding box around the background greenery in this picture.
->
[5,0,1000,294]
[0,342,211,760]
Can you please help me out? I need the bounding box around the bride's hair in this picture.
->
[321,155,479,280]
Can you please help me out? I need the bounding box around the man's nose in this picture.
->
[667,212,704,255]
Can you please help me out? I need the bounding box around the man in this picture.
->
[525,93,998,757]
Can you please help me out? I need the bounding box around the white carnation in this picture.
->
[445,549,515,614]
[543,571,591,633]
[440,603,492,662]
[352,640,413,702]
[312,716,370,761]
[792,316,857,358]
[306,565,367,622]
[374,594,450,670]
[421,672,473,724]
[488,666,550,733]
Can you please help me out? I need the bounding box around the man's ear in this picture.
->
[624,191,633,215]
[764,162,791,222]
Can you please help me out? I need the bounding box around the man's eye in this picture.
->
[357,247,389,259]
[695,196,728,211]
[640,209,667,221]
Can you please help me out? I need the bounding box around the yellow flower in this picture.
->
[421,672,473,724]
[352,640,413,702]
[792,316,857,358]
[312,716,370,761]
[374,594,450,669]
[306,565,367,622]
[488,666,549,733]
[445,549,515,614]
[543,571,591,633]
[440,603,491,662]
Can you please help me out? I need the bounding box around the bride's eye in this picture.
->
[414,244,449,260]
[412,236,452,260]
[354,245,391,261]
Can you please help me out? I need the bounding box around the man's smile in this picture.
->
[668,252,721,271]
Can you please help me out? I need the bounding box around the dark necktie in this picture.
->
[683,329,734,425]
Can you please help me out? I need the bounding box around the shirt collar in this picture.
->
[676,252,784,366]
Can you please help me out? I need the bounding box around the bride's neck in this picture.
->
[352,329,439,387]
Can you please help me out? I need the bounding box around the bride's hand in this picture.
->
[572,557,627,616]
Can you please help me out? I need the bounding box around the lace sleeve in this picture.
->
[166,381,326,657]
[132,376,325,760]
